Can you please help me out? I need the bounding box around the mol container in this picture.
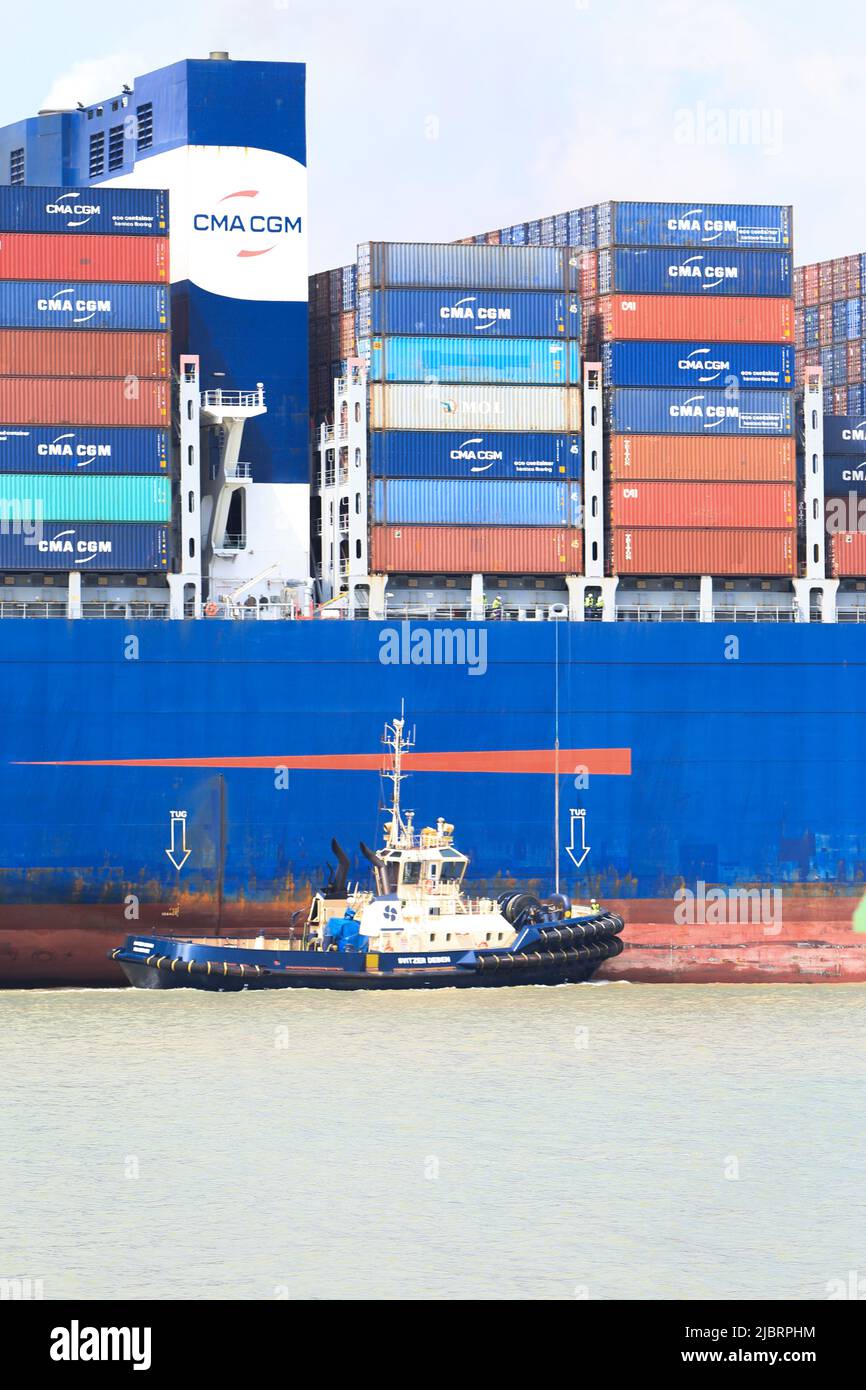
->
[368,336,581,385]
[362,288,580,339]
[369,430,582,480]
[0,235,168,284]
[0,379,169,427]
[831,532,866,575]
[596,248,792,298]
[595,201,793,249]
[0,330,169,379]
[608,434,795,482]
[588,295,793,343]
[372,478,582,526]
[360,242,580,292]
[601,340,793,390]
[0,425,170,474]
[609,480,795,529]
[369,383,582,433]
[0,282,169,332]
[0,187,168,237]
[0,473,171,522]
[370,524,583,574]
[0,522,170,571]
[606,387,793,436]
[611,527,795,575]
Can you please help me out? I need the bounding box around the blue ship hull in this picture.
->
[1,619,866,984]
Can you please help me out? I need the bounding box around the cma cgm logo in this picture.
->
[37,289,111,324]
[37,432,112,464]
[667,255,738,288]
[678,347,731,380]
[37,529,113,561]
[192,190,302,257]
[669,394,740,425]
[667,208,739,240]
[841,421,866,441]
[45,193,101,227]
[439,297,511,330]
[451,437,505,470]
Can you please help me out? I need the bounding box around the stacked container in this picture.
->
[308,263,356,421]
[0,186,170,573]
[357,242,583,574]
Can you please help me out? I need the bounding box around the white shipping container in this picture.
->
[369,383,582,433]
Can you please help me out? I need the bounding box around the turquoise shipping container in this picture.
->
[0,473,171,522]
[368,335,581,385]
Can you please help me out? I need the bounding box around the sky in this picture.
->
[5,0,865,271]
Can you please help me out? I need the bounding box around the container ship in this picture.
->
[0,55,865,987]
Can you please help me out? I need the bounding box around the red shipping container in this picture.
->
[0,234,168,284]
[0,329,169,379]
[802,278,819,308]
[819,262,833,302]
[579,252,598,301]
[609,481,795,529]
[608,434,796,483]
[793,265,804,306]
[370,525,583,575]
[832,257,848,299]
[831,532,866,576]
[848,254,862,297]
[338,310,354,358]
[0,377,169,426]
[611,527,795,576]
[848,340,862,385]
[593,295,793,343]
[485,231,502,246]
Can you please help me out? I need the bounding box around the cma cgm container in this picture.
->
[370,524,583,574]
[0,330,169,379]
[589,295,793,343]
[362,288,580,338]
[831,532,866,575]
[0,186,168,237]
[611,527,795,575]
[823,455,866,494]
[0,379,169,427]
[595,201,792,249]
[368,336,580,385]
[369,430,582,479]
[361,243,580,292]
[601,341,793,390]
[369,383,582,433]
[0,473,171,522]
[822,416,866,453]
[608,434,795,482]
[609,481,795,528]
[596,248,792,298]
[0,425,170,473]
[0,522,169,571]
[0,282,168,331]
[606,387,793,436]
[372,478,582,526]
[0,235,169,284]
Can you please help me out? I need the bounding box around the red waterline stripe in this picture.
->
[18,748,632,775]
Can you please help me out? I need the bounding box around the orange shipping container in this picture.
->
[0,233,168,283]
[611,527,795,576]
[610,481,796,529]
[370,525,583,575]
[0,329,169,379]
[339,310,355,357]
[831,533,866,577]
[0,377,169,427]
[608,434,796,483]
[589,295,793,343]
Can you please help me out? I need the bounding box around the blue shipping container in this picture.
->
[606,388,793,435]
[372,477,582,527]
[595,201,792,249]
[0,522,170,570]
[804,306,819,349]
[849,387,866,416]
[0,186,168,237]
[833,300,847,343]
[0,282,169,331]
[369,430,582,480]
[366,243,579,291]
[848,298,861,340]
[0,425,170,474]
[368,335,580,385]
[823,416,866,454]
[366,288,580,339]
[602,341,793,390]
[0,473,171,522]
[823,455,866,496]
[597,248,792,298]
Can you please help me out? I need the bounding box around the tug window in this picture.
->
[439,862,463,882]
[402,862,421,885]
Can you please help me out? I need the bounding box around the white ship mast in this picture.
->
[381,713,416,849]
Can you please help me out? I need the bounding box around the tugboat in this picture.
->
[109,716,625,991]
